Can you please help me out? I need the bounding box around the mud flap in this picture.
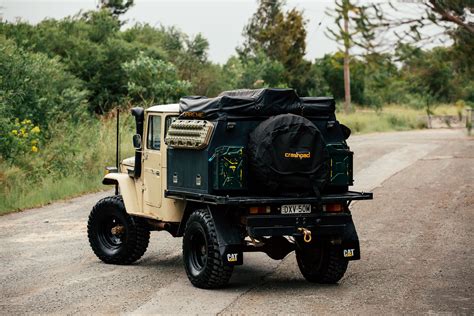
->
[208,207,243,266]
[340,220,361,261]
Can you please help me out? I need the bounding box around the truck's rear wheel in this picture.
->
[296,244,348,284]
[183,209,233,289]
[87,195,150,265]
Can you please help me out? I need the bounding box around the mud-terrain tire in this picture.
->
[87,195,150,265]
[296,245,348,284]
[183,208,233,289]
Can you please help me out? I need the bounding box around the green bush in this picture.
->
[0,114,135,214]
[0,39,88,123]
[0,118,42,160]
[0,39,88,161]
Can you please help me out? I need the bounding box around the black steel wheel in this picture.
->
[296,243,348,284]
[87,195,150,265]
[183,208,233,289]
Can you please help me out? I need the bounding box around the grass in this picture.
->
[337,104,461,134]
[337,106,426,134]
[0,104,465,215]
[0,113,135,215]
[0,174,105,212]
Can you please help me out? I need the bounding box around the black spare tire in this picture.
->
[248,114,329,196]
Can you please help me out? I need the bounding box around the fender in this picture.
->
[340,219,361,261]
[207,206,244,266]
[102,173,141,216]
[177,205,244,266]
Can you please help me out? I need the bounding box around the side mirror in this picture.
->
[132,134,142,149]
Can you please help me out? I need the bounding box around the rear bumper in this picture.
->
[244,213,351,237]
[244,212,361,261]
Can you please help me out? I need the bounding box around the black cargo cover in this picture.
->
[179,88,335,120]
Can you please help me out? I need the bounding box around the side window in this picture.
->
[147,116,162,150]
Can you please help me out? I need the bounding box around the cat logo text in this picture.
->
[343,249,355,258]
[227,253,238,262]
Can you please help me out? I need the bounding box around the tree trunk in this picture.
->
[343,46,351,114]
[343,7,351,114]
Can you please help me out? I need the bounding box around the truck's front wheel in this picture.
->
[183,209,233,288]
[296,243,348,284]
[87,195,150,265]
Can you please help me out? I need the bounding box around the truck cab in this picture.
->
[104,104,186,223]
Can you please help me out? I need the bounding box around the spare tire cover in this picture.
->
[248,114,329,196]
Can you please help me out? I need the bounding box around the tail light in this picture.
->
[249,206,271,214]
[323,203,344,213]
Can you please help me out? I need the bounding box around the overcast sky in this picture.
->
[1,0,445,64]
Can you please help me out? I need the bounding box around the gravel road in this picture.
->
[1,129,473,315]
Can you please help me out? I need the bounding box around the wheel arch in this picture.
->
[103,173,141,216]
[177,204,241,243]
[176,202,207,237]
[178,204,243,265]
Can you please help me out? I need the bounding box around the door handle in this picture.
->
[154,170,160,176]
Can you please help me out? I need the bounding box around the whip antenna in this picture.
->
[115,107,120,195]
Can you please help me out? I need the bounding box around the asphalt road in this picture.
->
[1,129,473,315]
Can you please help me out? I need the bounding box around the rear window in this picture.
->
[165,115,178,135]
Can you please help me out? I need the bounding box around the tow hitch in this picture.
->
[298,227,312,243]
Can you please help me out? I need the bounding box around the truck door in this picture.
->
[143,114,162,209]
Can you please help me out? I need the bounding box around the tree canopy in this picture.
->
[0,1,471,132]
[240,0,313,95]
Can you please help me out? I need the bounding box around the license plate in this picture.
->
[281,204,311,214]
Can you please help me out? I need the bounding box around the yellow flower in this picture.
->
[31,139,38,145]
[23,132,28,138]
[11,130,18,135]
[31,146,38,153]
[31,126,41,134]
